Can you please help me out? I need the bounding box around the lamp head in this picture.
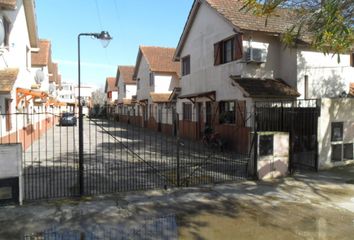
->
[96,31,112,48]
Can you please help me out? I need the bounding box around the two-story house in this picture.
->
[133,46,180,133]
[0,0,40,146]
[116,65,136,124]
[174,0,354,164]
[105,77,118,117]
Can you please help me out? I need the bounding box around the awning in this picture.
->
[123,99,133,106]
[179,91,216,103]
[231,76,300,98]
[16,88,48,107]
[0,68,19,94]
[138,99,148,105]
[150,92,172,103]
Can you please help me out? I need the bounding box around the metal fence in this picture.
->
[0,110,250,201]
[254,99,320,171]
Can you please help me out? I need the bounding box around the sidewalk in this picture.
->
[1,165,354,239]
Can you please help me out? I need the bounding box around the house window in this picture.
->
[149,72,154,86]
[214,34,243,65]
[331,122,343,142]
[223,38,234,63]
[344,143,353,160]
[219,101,235,124]
[350,53,354,67]
[182,103,192,121]
[123,84,126,94]
[137,79,140,90]
[182,56,190,76]
[331,144,342,162]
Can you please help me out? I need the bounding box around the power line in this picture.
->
[94,0,103,30]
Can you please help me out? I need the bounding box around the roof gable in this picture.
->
[105,77,118,93]
[134,46,180,78]
[117,65,135,85]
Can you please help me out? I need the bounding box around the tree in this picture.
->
[90,87,107,116]
[243,0,354,60]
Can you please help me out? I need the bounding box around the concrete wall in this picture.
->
[318,98,354,169]
[257,132,289,179]
[297,50,354,99]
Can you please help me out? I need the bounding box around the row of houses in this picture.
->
[0,0,67,149]
[105,0,354,170]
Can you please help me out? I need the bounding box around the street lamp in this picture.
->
[78,31,112,196]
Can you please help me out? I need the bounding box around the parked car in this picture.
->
[59,112,77,126]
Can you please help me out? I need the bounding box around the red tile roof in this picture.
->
[117,66,135,85]
[49,62,58,83]
[105,77,118,93]
[205,0,299,34]
[0,0,16,9]
[0,68,19,93]
[231,76,300,98]
[32,39,51,67]
[135,46,180,77]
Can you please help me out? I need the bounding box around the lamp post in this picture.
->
[78,31,112,196]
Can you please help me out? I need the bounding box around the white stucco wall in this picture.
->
[154,73,179,93]
[136,56,152,101]
[111,91,118,101]
[126,84,136,99]
[297,50,354,99]
[318,98,354,169]
[0,0,36,136]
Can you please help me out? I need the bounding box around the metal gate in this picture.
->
[1,110,250,201]
[254,99,320,171]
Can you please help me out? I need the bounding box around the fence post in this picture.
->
[176,137,181,187]
[253,105,258,180]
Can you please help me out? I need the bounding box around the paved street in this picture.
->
[23,118,249,200]
[1,165,354,239]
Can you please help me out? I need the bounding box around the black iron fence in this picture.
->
[254,99,320,171]
[0,110,250,202]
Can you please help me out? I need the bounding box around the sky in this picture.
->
[35,0,194,89]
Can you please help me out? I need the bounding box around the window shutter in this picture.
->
[234,34,243,60]
[236,101,246,127]
[350,53,354,67]
[214,42,222,65]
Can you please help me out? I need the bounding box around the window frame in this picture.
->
[182,103,192,121]
[182,55,191,76]
[214,34,243,66]
[219,100,236,124]
[149,72,154,86]
[331,122,343,142]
